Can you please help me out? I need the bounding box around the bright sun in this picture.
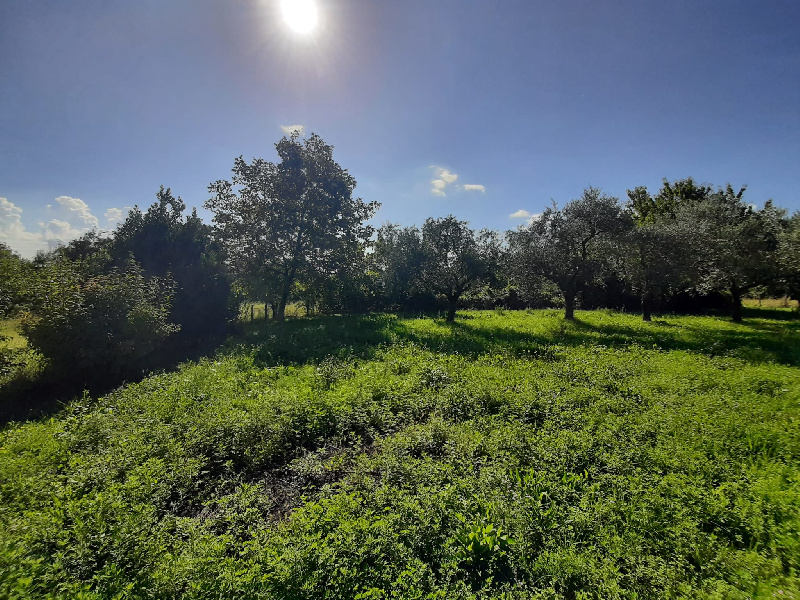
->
[281,0,318,34]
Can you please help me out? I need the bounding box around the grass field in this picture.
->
[1,309,799,598]
[743,297,799,309]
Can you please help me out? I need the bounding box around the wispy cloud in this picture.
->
[438,169,458,184]
[429,167,458,197]
[463,184,485,193]
[281,124,305,136]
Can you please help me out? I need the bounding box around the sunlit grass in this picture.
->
[743,296,798,309]
[0,318,27,351]
[1,308,799,597]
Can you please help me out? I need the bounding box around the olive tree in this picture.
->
[616,187,697,321]
[777,211,800,306]
[676,185,783,322]
[507,188,625,320]
[418,216,500,322]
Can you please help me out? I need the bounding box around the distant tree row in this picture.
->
[201,133,799,324]
[3,132,800,388]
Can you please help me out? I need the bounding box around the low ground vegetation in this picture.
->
[1,309,799,598]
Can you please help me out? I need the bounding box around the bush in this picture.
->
[22,260,179,384]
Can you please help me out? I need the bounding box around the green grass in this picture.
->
[1,309,799,598]
[0,318,27,351]
[0,318,43,392]
[743,297,798,310]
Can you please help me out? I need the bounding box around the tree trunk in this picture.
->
[564,290,575,321]
[446,296,458,322]
[730,283,742,323]
[276,292,289,321]
[641,290,652,322]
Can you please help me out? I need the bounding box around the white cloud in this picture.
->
[509,209,541,224]
[429,167,459,197]
[0,197,44,258]
[428,166,485,198]
[50,196,99,229]
[438,169,458,184]
[104,207,129,228]
[281,124,305,136]
[41,219,84,241]
[0,195,110,258]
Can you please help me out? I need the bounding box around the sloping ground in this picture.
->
[1,310,799,599]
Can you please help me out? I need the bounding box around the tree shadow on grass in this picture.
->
[0,333,229,426]
[242,310,800,370]
[9,309,795,426]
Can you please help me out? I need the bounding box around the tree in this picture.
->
[614,219,696,321]
[372,223,427,311]
[628,177,714,223]
[206,133,379,321]
[418,216,500,322]
[507,188,625,320]
[676,185,783,322]
[619,188,698,321]
[777,211,800,307]
[111,186,233,341]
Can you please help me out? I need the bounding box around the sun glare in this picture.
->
[281,0,318,34]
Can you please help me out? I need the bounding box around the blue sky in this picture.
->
[1,0,799,257]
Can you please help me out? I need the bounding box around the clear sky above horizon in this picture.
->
[2,0,799,257]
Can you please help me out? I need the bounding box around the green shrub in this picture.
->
[22,260,179,384]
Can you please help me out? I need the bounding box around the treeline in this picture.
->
[2,133,800,387]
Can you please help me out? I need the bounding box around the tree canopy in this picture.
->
[206,133,379,320]
[508,188,625,320]
[418,216,500,322]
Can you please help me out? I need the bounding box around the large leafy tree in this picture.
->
[110,186,233,340]
[418,215,500,322]
[508,188,625,320]
[206,133,379,320]
[676,185,783,322]
[619,187,698,321]
[628,177,714,223]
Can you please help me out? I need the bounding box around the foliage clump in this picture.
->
[22,260,179,384]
